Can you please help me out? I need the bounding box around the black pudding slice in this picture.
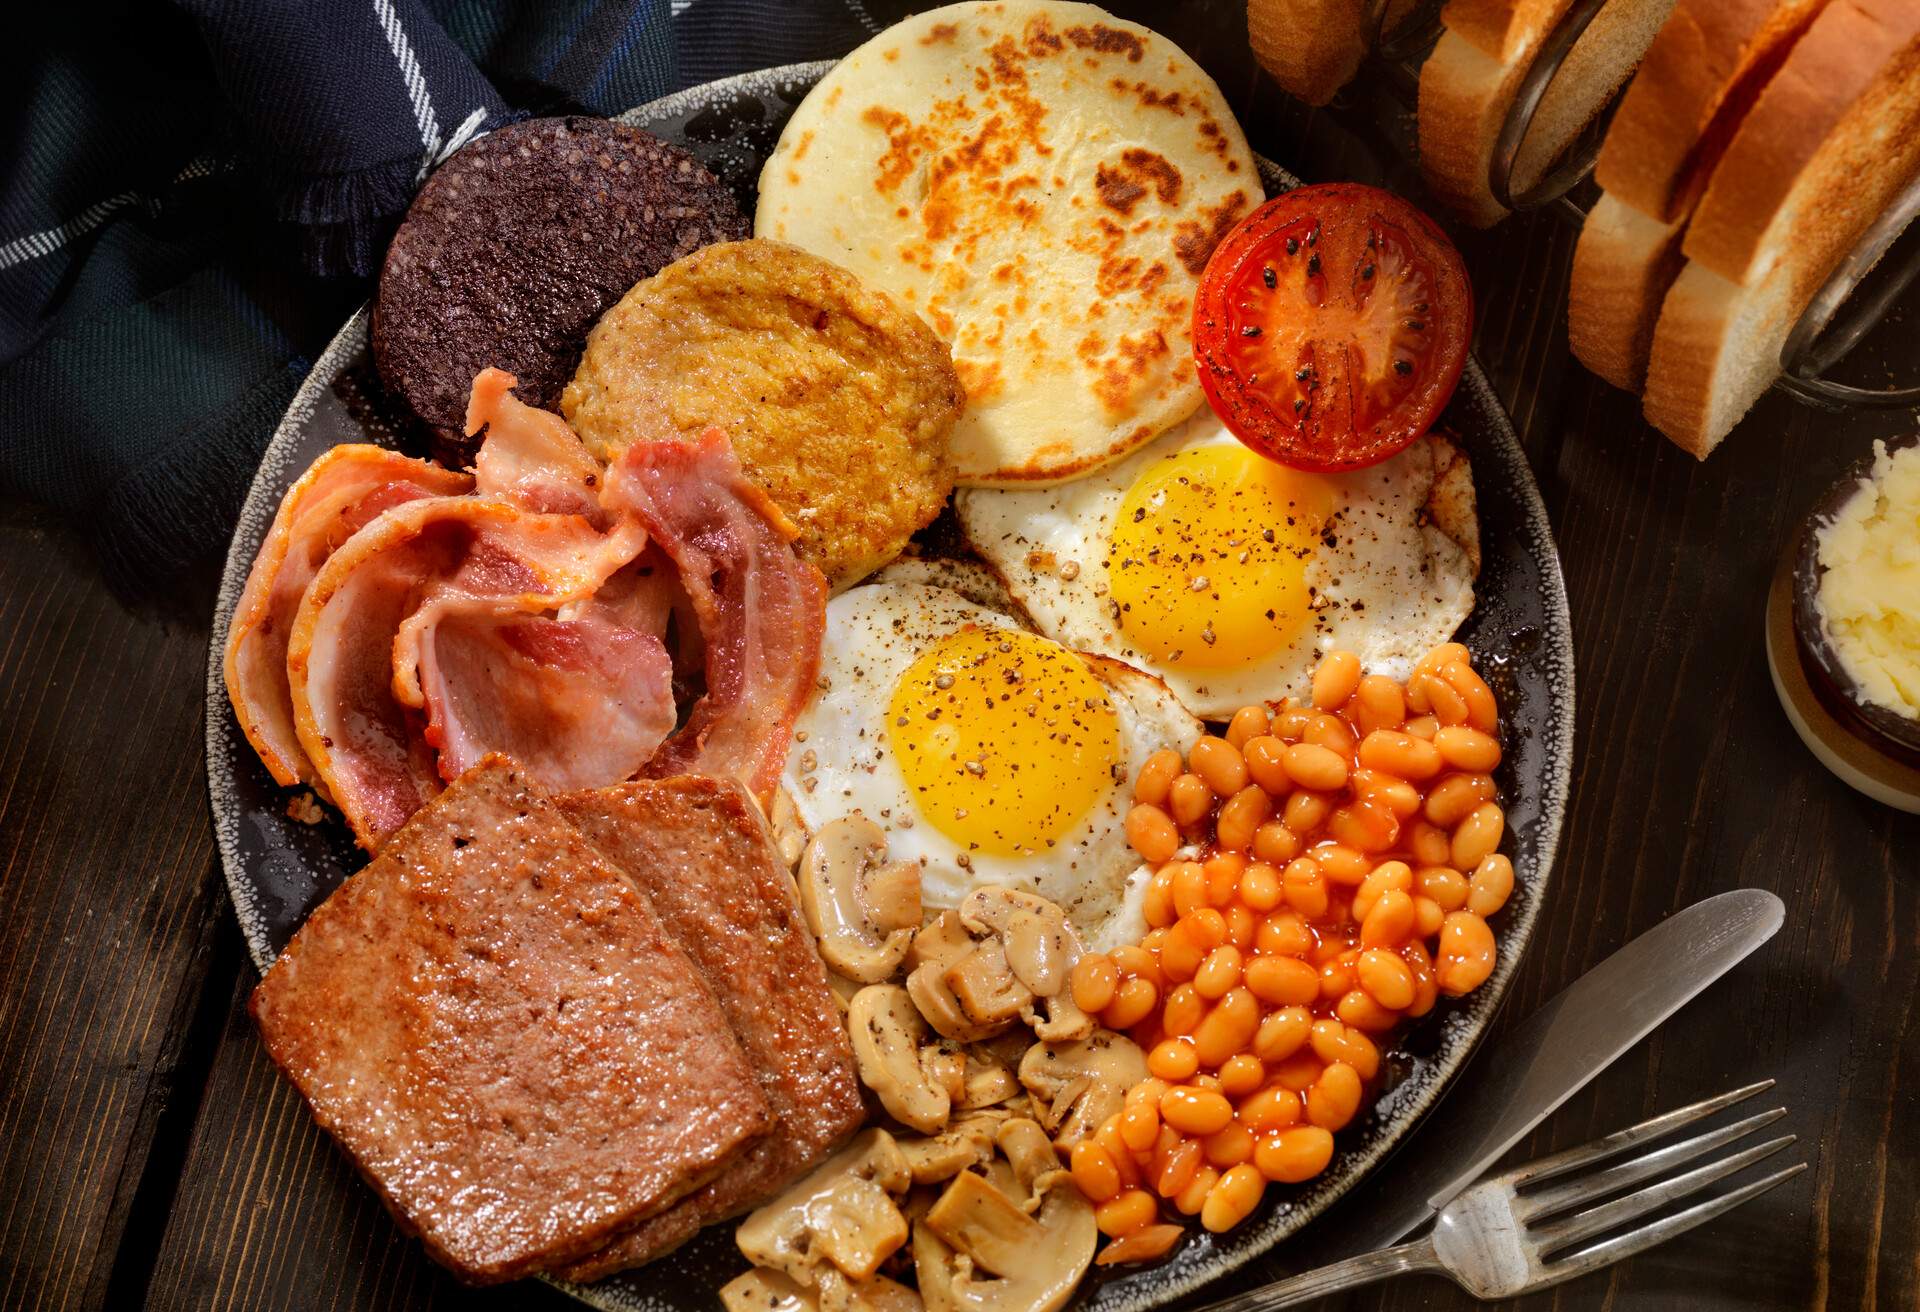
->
[372,116,747,467]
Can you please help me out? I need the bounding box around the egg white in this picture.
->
[955,411,1478,719]
[783,579,1201,946]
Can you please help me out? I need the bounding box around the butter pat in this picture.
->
[1816,440,1920,721]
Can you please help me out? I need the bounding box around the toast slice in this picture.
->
[250,758,772,1283]
[1642,0,1920,455]
[1249,0,1420,106]
[1569,0,1831,390]
[1419,0,1678,227]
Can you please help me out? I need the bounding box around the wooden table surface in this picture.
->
[2,3,1915,1309]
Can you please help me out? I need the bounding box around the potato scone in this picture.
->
[562,240,962,590]
[756,1,1260,487]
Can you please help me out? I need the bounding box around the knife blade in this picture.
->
[1328,887,1785,1255]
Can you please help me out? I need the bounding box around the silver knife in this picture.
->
[1309,887,1786,1258]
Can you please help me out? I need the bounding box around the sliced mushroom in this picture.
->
[800,818,923,983]
[721,1269,923,1312]
[1024,990,1093,1045]
[1017,1031,1149,1149]
[955,1048,1020,1110]
[994,1118,1066,1201]
[923,1044,967,1105]
[958,888,1082,997]
[906,913,1012,1042]
[736,1130,913,1290]
[913,1128,1096,1312]
[849,985,952,1134]
[945,940,1034,1029]
[895,1112,1005,1185]
[767,787,810,870]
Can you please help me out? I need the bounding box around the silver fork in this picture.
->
[1197,1082,1807,1309]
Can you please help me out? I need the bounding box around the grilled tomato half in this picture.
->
[1193,183,1471,471]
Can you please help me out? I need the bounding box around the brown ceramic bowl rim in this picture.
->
[1791,429,1920,763]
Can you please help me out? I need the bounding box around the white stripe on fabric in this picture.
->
[0,156,217,272]
[371,0,444,177]
[843,0,881,32]
[671,0,695,13]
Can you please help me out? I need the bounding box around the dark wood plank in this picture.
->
[0,504,235,1310]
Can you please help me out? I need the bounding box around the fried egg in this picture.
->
[785,577,1202,948]
[955,412,1479,719]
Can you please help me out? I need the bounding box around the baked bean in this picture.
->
[1097,1189,1158,1238]
[1352,861,1413,921]
[1421,642,1471,677]
[1218,1053,1266,1098]
[1281,858,1330,917]
[1104,976,1159,1029]
[1256,909,1314,957]
[1353,674,1406,735]
[1202,1163,1267,1232]
[1312,842,1372,886]
[1356,947,1416,1010]
[1149,1038,1201,1082]
[1191,1073,1225,1094]
[1327,798,1399,853]
[1403,941,1439,1018]
[1072,953,1119,1013]
[1216,786,1273,853]
[1422,670,1471,726]
[1361,889,1416,948]
[1195,945,1244,999]
[1306,1061,1364,1130]
[1252,1006,1314,1063]
[1094,1224,1185,1266]
[1252,819,1301,866]
[1437,911,1497,995]
[1413,864,1468,911]
[1239,861,1283,912]
[1126,804,1179,864]
[1204,1122,1257,1170]
[1226,705,1272,750]
[1237,1085,1302,1132]
[1311,649,1363,710]
[1304,713,1358,761]
[1160,922,1204,982]
[1434,726,1501,773]
[1225,904,1257,950]
[1424,772,1493,827]
[1154,1134,1204,1198]
[1185,907,1228,948]
[1358,729,1444,781]
[1169,773,1213,827]
[1142,868,1176,929]
[1310,1019,1379,1080]
[1318,953,1356,999]
[1468,853,1514,917]
[1245,954,1320,1007]
[1119,1098,1161,1153]
[1072,1140,1124,1202]
[1440,659,1498,733]
[1243,735,1292,795]
[1161,1086,1235,1136]
[1282,789,1332,835]
[1095,1116,1143,1188]
[1193,989,1262,1067]
[1134,749,1184,806]
[1111,945,1160,988]
[1174,1166,1218,1217]
[1408,818,1453,866]
[1282,742,1349,791]
[1352,768,1422,820]
[1403,714,1438,740]
[1127,1077,1172,1110]
[1269,1049,1325,1091]
[1413,895,1446,937]
[1270,706,1312,741]
[1336,988,1400,1032]
[1168,862,1208,920]
[1190,737,1250,798]
[1163,983,1205,1036]
[1255,1126,1334,1183]
[1203,852,1245,906]
[1450,802,1505,869]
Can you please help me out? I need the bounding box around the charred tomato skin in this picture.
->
[1192,183,1473,472]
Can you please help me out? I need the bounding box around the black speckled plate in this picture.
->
[205,62,1574,1312]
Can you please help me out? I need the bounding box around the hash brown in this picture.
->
[562,239,963,589]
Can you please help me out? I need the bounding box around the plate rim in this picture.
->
[203,58,1575,1312]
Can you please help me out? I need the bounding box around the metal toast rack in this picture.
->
[1349,0,1920,410]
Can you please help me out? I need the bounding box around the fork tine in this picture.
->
[1541,1162,1809,1285]
[1529,1134,1797,1253]
[1517,1108,1788,1222]
[1507,1081,1775,1188]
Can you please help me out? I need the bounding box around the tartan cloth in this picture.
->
[1,0,898,594]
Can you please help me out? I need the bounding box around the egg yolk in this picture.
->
[1107,444,1332,669]
[886,625,1123,859]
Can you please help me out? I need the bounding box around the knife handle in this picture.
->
[1188,1237,1446,1311]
